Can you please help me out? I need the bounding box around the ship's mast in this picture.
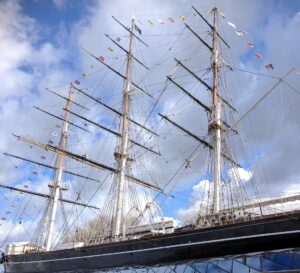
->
[46,84,73,251]
[114,18,135,239]
[210,8,222,215]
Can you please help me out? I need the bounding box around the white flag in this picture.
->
[227,21,237,29]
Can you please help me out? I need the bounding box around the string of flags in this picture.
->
[70,10,300,86]
[219,11,276,72]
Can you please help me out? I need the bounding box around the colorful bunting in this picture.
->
[179,16,186,21]
[245,42,254,48]
[135,24,142,35]
[255,53,263,59]
[108,47,114,52]
[98,56,105,62]
[74,80,80,85]
[265,63,274,70]
[227,21,237,29]
[168,17,174,23]
[236,30,247,36]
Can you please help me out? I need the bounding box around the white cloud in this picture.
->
[52,0,68,9]
[227,167,253,182]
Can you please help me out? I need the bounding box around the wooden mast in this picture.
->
[114,18,135,239]
[210,7,222,216]
[45,84,73,251]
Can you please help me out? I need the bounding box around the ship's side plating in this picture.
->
[5,213,300,273]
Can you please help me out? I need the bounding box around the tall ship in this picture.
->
[1,6,300,273]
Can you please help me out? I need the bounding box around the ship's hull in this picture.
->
[5,212,300,273]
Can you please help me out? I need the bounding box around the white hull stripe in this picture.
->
[9,230,300,265]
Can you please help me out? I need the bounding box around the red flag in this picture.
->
[265,64,274,70]
[245,42,254,48]
[74,80,80,85]
[255,53,263,59]
[98,56,105,62]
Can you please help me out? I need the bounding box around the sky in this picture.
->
[1,0,300,250]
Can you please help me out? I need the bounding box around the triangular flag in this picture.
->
[179,15,186,21]
[168,17,174,23]
[158,19,164,24]
[98,56,105,62]
[245,42,254,48]
[135,24,142,35]
[227,21,237,29]
[74,80,80,85]
[255,53,263,59]
[148,20,154,25]
[82,72,87,77]
[108,47,114,52]
[236,30,247,36]
[265,64,274,70]
[219,12,226,18]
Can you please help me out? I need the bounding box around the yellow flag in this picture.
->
[148,20,154,25]
[82,72,87,77]
[179,16,186,21]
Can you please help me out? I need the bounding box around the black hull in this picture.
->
[5,213,300,273]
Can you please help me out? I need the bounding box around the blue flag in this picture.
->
[135,24,142,35]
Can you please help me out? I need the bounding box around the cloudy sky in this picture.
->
[1,0,300,249]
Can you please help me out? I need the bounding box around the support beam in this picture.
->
[33,106,90,133]
[167,76,211,113]
[46,89,89,111]
[219,194,300,213]
[105,34,149,70]
[13,135,166,194]
[0,184,99,210]
[192,6,230,49]
[65,108,160,156]
[80,47,153,99]
[64,108,120,137]
[159,114,240,167]
[175,58,237,112]
[184,23,212,52]
[3,152,102,183]
[111,16,149,47]
[72,85,159,136]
